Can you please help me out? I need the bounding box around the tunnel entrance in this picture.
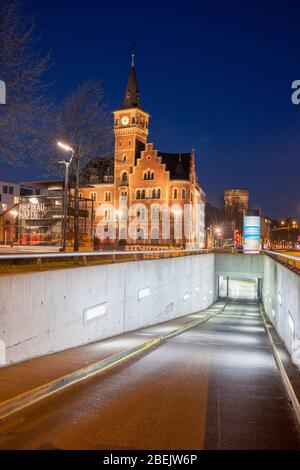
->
[218,276,261,300]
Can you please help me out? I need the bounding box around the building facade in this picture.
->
[0,181,20,214]
[79,56,205,249]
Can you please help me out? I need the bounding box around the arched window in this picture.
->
[151,206,160,221]
[147,170,151,180]
[136,190,141,199]
[141,189,146,199]
[182,189,186,199]
[122,154,127,162]
[156,189,161,199]
[151,172,154,180]
[136,208,145,220]
[105,192,111,202]
[151,227,160,240]
[152,189,156,199]
[90,192,97,202]
[121,172,128,182]
[143,172,147,180]
[173,189,178,199]
[138,228,145,240]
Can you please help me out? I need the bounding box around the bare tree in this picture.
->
[0,1,50,165]
[53,80,112,251]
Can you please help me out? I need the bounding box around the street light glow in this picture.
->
[57,141,74,153]
[29,197,39,204]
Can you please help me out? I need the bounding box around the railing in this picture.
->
[0,248,214,274]
[265,250,300,272]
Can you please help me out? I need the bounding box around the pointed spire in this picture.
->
[122,45,141,109]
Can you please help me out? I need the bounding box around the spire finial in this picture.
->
[131,43,136,67]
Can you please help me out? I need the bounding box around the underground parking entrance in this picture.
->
[218,275,262,300]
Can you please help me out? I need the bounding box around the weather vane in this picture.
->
[131,42,136,67]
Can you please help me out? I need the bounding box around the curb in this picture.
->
[0,303,225,421]
[260,304,300,426]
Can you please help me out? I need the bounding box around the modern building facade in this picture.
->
[0,181,20,214]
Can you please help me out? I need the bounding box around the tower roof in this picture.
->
[122,49,141,109]
[158,152,192,180]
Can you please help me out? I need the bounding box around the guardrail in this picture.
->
[265,250,300,272]
[0,248,214,274]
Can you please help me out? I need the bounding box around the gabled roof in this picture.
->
[158,152,192,181]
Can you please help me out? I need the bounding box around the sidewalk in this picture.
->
[0,302,225,404]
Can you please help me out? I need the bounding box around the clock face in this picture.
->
[121,116,129,126]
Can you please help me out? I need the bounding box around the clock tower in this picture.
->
[113,51,150,203]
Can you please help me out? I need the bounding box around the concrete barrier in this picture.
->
[263,255,300,361]
[0,253,215,366]
[215,253,264,279]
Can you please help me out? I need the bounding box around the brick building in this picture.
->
[79,55,205,249]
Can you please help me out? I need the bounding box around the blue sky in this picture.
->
[1,0,300,219]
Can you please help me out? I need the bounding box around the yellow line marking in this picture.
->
[0,304,226,421]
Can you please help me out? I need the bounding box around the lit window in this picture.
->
[13,196,19,204]
[121,172,128,183]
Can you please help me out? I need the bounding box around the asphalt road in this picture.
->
[0,302,299,450]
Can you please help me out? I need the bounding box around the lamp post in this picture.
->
[57,142,74,252]
[214,226,222,248]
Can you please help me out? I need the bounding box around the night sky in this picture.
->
[1,0,300,220]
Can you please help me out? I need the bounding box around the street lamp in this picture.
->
[57,141,74,252]
[214,226,222,248]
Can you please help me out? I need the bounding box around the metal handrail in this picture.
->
[265,250,300,262]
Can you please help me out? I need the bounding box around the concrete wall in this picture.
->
[263,255,300,358]
[0,253,215,366]
[215,253,264,279]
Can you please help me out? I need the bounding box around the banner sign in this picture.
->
[243,216,260,253]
